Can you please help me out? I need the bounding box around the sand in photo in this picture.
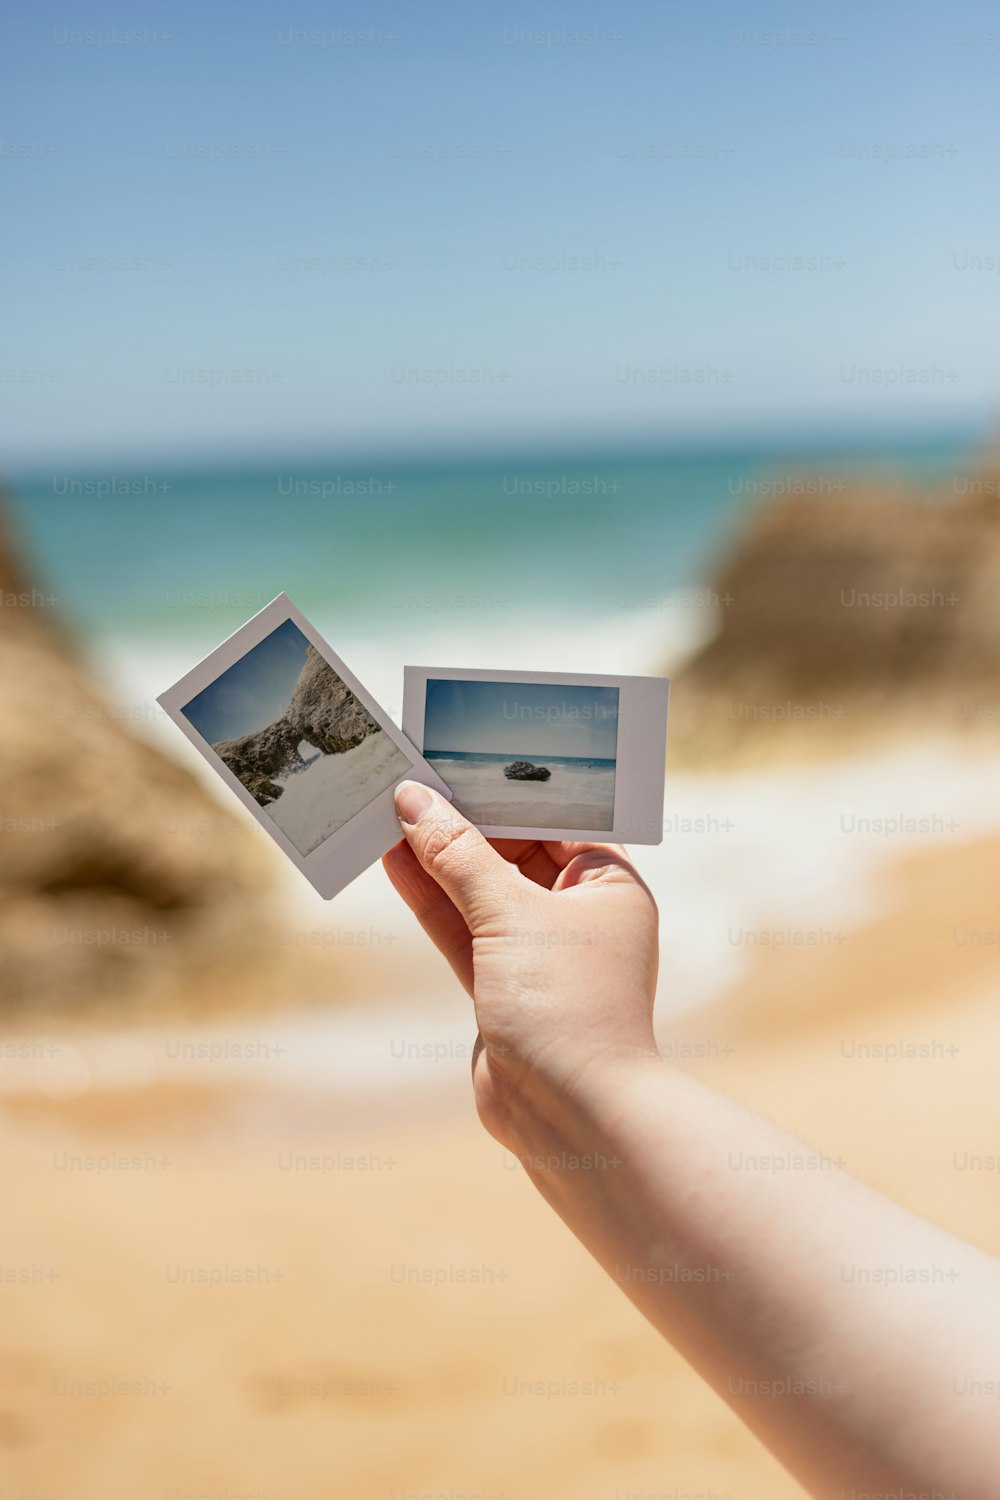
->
[268,729,408,853]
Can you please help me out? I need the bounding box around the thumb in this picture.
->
[393,781,520,932]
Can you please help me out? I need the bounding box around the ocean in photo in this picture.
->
[426,750,617,831]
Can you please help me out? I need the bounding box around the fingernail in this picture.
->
[395,779,433,827]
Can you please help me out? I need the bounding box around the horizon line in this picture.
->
[2,415,992,485]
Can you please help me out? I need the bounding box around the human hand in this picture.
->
[382,781,659,1151]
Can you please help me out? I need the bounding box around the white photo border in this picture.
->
[157,593,452,899]
[402,666,669,845]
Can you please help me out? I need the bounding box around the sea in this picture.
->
[4,427,981,710]
[425,752,618,767]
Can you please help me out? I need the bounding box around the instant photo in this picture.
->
[158,595,451,899]
[423,678,619,832]
[403,667,669,844]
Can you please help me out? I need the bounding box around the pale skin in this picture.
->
[384,781,1000,1500]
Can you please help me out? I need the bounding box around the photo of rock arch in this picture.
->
[181,620,409,854]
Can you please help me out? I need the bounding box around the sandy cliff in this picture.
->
[0,502,294,1016]
[671,455,1000,763]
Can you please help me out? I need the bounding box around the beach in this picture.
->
[10,0,998,1481]
[269,730,410,854]
[2,780,1000,1499]
[426,751,617,831]
[4,433,999,1497]
[5,718,1000,1496]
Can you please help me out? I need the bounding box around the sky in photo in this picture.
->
[181,618,310,744]
[4,0,996,466]
[425,678,619,759]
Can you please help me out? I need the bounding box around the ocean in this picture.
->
[5,429,980,683]
[425,751,617,766]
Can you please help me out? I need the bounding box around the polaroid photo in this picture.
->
[402,667,669,844]
[157,594,452,899]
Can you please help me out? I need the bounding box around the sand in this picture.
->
[428,754,617,832]
[3,813,1000,1498]
[267,729,411,855]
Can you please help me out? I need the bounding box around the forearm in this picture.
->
[505,1055,1000,1500]
[384,795,999,1494]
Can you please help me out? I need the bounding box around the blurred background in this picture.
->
[3,1,1000,1495]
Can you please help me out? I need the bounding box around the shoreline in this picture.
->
[15,606,1000,1042]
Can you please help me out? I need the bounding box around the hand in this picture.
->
[382,781,659,1152]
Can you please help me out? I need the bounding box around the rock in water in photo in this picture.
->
[0,497,293,1017]
[503,760,551,781]
[212,645,379,806]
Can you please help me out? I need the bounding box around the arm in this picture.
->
[384,782,1000,1500]
[506,1059,999,1500]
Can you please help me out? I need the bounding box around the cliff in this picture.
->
[671,454,1000,763]
[212,644,380,806]
[0,501,294,1017]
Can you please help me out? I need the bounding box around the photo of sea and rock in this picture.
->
[423,677,619,830]
[181,620,409,855]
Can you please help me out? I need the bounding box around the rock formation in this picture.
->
[287,644,378,753]
[503,761,551,781]
[0,496,294,1017]
[212,720,306,806]
[671,451,1000,763]
[212,645,378,806]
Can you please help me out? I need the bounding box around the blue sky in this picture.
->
[3,0,998,465]
[425,678,619,758]
[181,618,309,743]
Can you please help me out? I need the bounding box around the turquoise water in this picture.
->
[426,752,617,768]
[4,430,982,647]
